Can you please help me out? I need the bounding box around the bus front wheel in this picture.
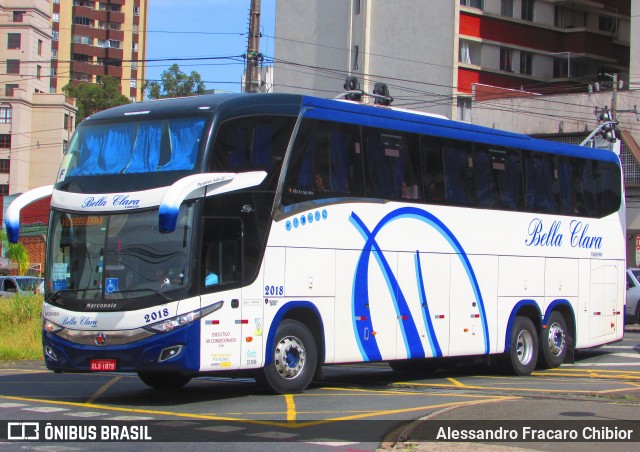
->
[137,371,192,390]
[502,316,538,376]
[538,311,568,369]
[260,319,317,394]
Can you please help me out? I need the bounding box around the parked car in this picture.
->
[0,276,44,297]
[626,269,640,325]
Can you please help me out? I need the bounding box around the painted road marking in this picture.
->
[65,411,108,418]
[22,407,69,413]
[86,376,122,404]
[284,394,296,421]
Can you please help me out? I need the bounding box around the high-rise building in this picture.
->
[1,0,77,275]
[1,0,77,195]
[274,0,630,120]
[50,0,148,102]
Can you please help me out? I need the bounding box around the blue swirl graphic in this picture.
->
[349,207,489,361]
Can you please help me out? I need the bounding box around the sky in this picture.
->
[145,0,276,94]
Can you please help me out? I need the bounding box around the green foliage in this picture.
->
[0,230,29,275]
[146,64,206,99]
[62,76,131,124]
[0,293,42,360]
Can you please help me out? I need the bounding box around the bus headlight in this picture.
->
[144,301,223,334]
[43,319,63,333]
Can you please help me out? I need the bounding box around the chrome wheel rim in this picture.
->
[516,329,534,365]
[274,335,306,379]
[547,322,566,357]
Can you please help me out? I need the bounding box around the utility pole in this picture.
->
[244,0,262,93]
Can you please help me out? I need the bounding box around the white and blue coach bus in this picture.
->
[5,93,625,394]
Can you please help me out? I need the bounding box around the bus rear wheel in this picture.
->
[502,316,538,376]
[260,319,317,394]
[538,311,568,369]
[137,371,192,390]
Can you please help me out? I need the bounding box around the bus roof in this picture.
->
[86,93,618,164]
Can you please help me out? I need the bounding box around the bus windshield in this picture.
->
[64,116,207,176]
[47,205,194,301]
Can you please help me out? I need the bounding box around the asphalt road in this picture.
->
[0,326,638,451]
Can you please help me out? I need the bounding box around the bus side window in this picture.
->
[593,160,622,217]
[421,136,445,204]
[524,152,560,214]
[443,139,475,206]
[201,218,242,291]
[363,128,405,199]
[499,149,524,211]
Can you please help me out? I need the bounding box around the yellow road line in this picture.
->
[86,376,122,404]
[0,393,519,428]
[284,394,296,421]
[447,377,466,388]
[392,380,640,395]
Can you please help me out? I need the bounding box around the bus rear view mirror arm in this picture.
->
[158,171,267,233]
[4,185,54,243]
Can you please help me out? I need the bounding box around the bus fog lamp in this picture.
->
[159,345,183,362]
[44,346,58,361]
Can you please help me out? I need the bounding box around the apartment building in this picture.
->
[1,0,77,275]
[274,0,630,120]
[50,0,148,101]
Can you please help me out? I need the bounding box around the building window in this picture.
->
[0,135,11,149]
[51,67,57,77]
[555,7,587,28]
[599,15,617,34]
[108,40,120,49]
[0,185,9,196]
[0,107,11,124]
[5,84,19,96]
[52,49,58,60]
[500,48,513,72]
[38,39,43,55]
[133,5,140,16]
[36,65,42,79]
[132,24,139,34]
[131,61,138,70]
[53,13,60,22]
[521,0,534,21]
[130,79,137,88]
[6,60,20,75]
[460,0,482,9]
[0,159,9,173]
[520,51,532,75]
[353,45,359,70]
[72,35,92,45]
[8,33,21,50]
[73,16,94,27]
[501,0,513,17]
[52,31,59,41]
[13,11,25,22]
[132,42,139,52]
[457,97,472,122]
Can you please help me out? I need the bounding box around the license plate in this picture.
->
[90,359,116,371]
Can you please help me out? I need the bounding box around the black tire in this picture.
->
[260,319,317,394]
[538,311,568,369]
[389,359,438,374]
[502,316,538,376]
[137,371,192,390]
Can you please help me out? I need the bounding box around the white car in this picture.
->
[626,269,640,325]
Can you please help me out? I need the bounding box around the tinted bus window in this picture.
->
[210,116,296,191]
[282,119,364,205]
[421,137,445,204]
[593,160,622,217]
[362,128,421,201]
[525,152,560,214]
[443,140,475,206]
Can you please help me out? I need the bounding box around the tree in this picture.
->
[62,76,131,124]
[0,230,30,276]
[145,64,206,99]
